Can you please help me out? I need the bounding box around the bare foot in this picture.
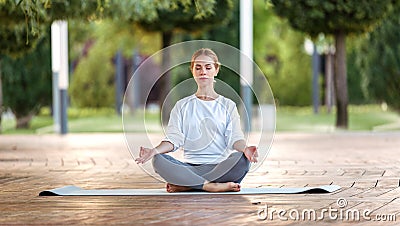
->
[166,183,193,193]
[202,182,241,192]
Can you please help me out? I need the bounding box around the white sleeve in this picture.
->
[162,103,185,151]
[225,103,245,150]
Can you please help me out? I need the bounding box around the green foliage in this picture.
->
[269,0,393,37]
[0,25,43,58]
[1,34,52,128]
[68,19,162,108]
[46,0,99,21]
[0,0,219,57]
[69,41,115,108]
[99,0,222,23]
[346,39,369,104]
[269,0,395,128]
[355,4,400,112]
[137,0,233,33]
[198,0,238,47]
[254,1,311,106]
[68,20,96,62]
[0,0,49,30]
[0,0,49,56]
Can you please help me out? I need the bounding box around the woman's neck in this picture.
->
[195,87,218,101]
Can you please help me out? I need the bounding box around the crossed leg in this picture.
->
[152,152,250,192]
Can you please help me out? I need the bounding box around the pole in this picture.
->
[325,47,334,113]
[132,50,141,111]
[59,21,69,134]
[240,0,253,133]
[312,43,320,114]
[115,51,124,115]
[52,72,60,133]
[51,20,69,134]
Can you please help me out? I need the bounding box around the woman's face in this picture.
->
[192,55,219,86]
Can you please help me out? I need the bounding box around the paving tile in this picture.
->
[0,132,399,225]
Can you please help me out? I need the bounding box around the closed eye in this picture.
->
[195,64,213,70]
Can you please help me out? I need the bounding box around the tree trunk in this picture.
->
[16,113,34,129]
[334,31,348,129]
[160,31,173,125]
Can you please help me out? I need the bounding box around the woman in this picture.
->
[135,48,258,192]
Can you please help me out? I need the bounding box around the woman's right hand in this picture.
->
[244,146,258,163]
[135,147,156,164]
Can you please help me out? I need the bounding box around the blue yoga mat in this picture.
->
[39,185,341,196]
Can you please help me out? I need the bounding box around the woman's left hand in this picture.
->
[244,146,258,163]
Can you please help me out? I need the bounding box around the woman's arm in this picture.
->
[135,141,174,164]
[233,140,258,163]
[136,100,184,165]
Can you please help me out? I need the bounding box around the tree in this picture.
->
[356,3,400,112]
[2,35,52,128]
[0,0,49,132]
[0,0,98,131]
[0,0,137,130]
[270,0,394,128]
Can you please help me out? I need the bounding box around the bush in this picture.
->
[254,4,311,106]
[69,42,115,108]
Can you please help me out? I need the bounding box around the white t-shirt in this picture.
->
[164,94,245,164]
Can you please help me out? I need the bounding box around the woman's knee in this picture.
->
[226,152,250,173]
[151,153,164,172]
[152,153,183,172]
[236,152,250,172]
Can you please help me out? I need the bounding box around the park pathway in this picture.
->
[1,132,399,225]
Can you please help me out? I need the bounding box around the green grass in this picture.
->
[276,105,400,132]
[277,107,335,132]
[1,107,163,134]
[2,115,54,134]
[1,105,399,134]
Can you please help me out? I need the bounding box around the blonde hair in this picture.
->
[190,48,220,70]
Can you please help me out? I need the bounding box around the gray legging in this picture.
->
[152,152,250,190]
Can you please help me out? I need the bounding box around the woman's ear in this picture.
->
[215,64,220,76]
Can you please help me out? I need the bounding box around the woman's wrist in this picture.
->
[233,140,247,153]
[152,148,158,155]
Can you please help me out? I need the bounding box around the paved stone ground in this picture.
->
[1,132,399,225]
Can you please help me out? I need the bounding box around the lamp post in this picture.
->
[240,0,253,133]
[51,20,69,134]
